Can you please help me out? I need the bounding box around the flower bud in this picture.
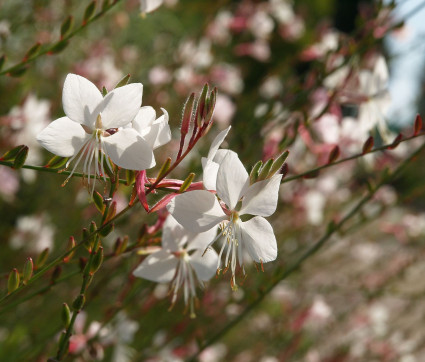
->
[44,155,68,169]
[7,268,20,293]
[388,133,402,150]
[125,169,136,186]
[362,136,374,154]
[269,150,289,176]
[181,93,195,136]
[72,294,85,311]
[114,74,131,88]
[36,248,49,269]
[93,191,105,213]
[12,145,28,169]
[156,157,171,180]
[90,247,104,274]
[1,145,27,162]
[83,1,96,25]
[22,257,33,285]
[99,222,114,237]
[104,201,117,224]
[249,161,262,184]
[60,16,74,39]
[23,42,41,62]
[327,145,340,164]
[51,266,62,284]
[257,159,274,181]
[61,303,71,328]
[179,173,195,193]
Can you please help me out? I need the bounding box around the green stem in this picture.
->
[188,141,425,361]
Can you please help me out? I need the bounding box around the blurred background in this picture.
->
[2,0,425,361]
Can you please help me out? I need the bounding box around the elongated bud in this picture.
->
[114,74,130,88]
[99,222,114,237]
[93,191,104,213]
[156,157,171,180]
[8,269,20,293]
[93,191,105,213]
[181,93,195,136]
[179,173,195,193]
[414,114,423,136]
[90,247,104,274]
[83,1,96,25]
[51,266,62,284]
[82,227,91,250]
[44,155,68,169]
[48,40,68,55]
[327,145,340,164]
[362,136,374,154]
[0,55,5,71]
[250,161,262,184]
[203,88,217,127]
[104,201,116,224]
[90,221,97,234]
[269,151,289,176]
[257,159,274,181]
[62,303,71,328]
[114,236,128,255]
[63,237,76,263]
[23,42,41,61]
[36,248,49,269]
[387,133,402,150]
[22,258,33,285]
[72,294,85,311]
[126,169,135,186]
[12,145,28,169]
[195,84,209,127]
[1,145,27,162]
[60,16,74,39]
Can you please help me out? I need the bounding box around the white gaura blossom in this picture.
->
[140,0,163,14]
[133,215,218,317]
[168,150,282,290]
[37,74,158,193]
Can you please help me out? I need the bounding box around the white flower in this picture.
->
[37,74,156,193]
[133,215,218,317]
[168,150,282,290]
[131,106,171,150]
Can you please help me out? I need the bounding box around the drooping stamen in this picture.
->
[62,137,93,187]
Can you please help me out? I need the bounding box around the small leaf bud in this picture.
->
[22,257,33,285]
[61,303,71,328]
[72,294,85,311]
[36,248,49,269]
[250,161,263,184]
[179,173,195,193]
[90,247,104,274]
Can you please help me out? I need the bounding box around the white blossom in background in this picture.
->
[140,0,163,14]
[8,94,51,182]
[168,149,281,290]
[133,215,218,317]
[357,55,392,142]
[9,214,54,253]
[36,74,159,193]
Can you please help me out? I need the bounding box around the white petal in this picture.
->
[162,214,188,252]
[202,158,219,191]
[133,250,177,283]
[100,83,143,129]
[36,117,89,157]
[190,248,219,281]
[186,225,219,252]
[140,0,163,13]
[103,128,155,170]
[216,151,249,210]
[213,149,231,164]
[62,74,103,127]
[133,106,156,134]
[240,217,277,263]
[207,126,231,160]
[140,109,171,149]
[240,174,282,217]
[167,190,227,233]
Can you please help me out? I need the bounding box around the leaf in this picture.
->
[83,1,97,25]
[23,42,41,61]
[327,145,340,164]
[362,136,374,154]
[114,74,131,88]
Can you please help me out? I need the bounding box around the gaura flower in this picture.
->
[140,0,163,15]
[168,150,282,290]
[130,106,171,150]
[133,215,218,317]
[36,74,157,193]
